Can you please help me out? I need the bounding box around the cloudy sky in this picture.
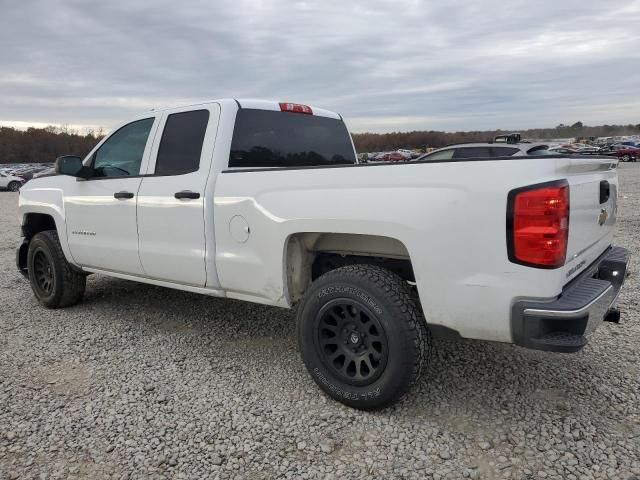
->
[1,0,639,133]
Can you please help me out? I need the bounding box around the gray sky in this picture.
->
[1,0,639,133]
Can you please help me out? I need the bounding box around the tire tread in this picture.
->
[322,264,431,391]
[298,263,432,408]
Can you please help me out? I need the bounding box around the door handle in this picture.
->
[175,190,200,200]
[114,191,134,200]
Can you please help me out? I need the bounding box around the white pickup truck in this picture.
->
[16,99,629,409]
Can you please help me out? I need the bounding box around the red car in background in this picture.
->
[605,144,640,162]
[378,151,411,162]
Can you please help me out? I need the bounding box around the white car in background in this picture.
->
[0,172,25,191]
[31,167,57,179]
[414,141,551,161]
[565,143,600,153]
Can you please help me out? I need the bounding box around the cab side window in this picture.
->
[92,118,155,178]
[155,110,209,176]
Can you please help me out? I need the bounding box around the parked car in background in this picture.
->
[380,151,410,162]
[604,144,640,162]
[549,146,580,155]
[0,163,56,180]
[414,142,550,161]
[569,143,600,153]
[397,149,422,159]
[0,172,25,191]
[30,167,57,179]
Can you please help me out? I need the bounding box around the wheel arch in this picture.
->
[22,212,57,239]
[284,232,414,304]
[7,180,23,191]
[17,195,77,272]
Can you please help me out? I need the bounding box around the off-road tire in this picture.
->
[297,264,431,409]
[27,230,86,308]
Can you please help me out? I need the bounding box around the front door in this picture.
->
[65,117,157,275]
[136,105,220,286]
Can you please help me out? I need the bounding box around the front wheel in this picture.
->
[27,230,86,308]
[7,181,21,192]
[622,155,631,162]
[297,264,431,409]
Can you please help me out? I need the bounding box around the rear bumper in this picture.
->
[511,246,629,353]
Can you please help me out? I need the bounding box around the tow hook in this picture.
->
[604,308,621,324]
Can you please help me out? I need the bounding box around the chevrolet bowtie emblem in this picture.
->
[598,208,608,226]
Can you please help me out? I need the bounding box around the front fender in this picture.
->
[18,182,77,267]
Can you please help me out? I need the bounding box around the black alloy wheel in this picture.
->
[32,249,54,295]
[297,264,431,409]
[27,230,86,308]
[315,299,388,386]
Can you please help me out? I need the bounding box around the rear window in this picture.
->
[229,109,356,168]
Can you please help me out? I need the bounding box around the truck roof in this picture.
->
[148,98,342,120]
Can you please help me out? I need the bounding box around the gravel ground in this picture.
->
[1,165,639,480]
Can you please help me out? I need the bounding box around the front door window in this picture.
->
[92,118,154,177]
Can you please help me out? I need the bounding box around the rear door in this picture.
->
[136,104,221,286]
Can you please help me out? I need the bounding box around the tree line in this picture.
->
[0,126,104,164]
[352,122,640,152]
[1,121,639,164]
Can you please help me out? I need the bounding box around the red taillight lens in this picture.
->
[279,102,313,115]
[508,181,569,268]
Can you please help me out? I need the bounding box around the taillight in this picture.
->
[279,102,313,115]
[507,180,569,268]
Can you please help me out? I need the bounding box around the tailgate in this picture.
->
[560,156,618,283]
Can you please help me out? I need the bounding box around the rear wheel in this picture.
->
[27,230,86,308]
[297,264,431,409]
[622,155,631,162]
[7,181,20,192]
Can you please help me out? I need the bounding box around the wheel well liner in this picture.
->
[22,213,57,239]
[17,213,58,275]
[285,232,414,304]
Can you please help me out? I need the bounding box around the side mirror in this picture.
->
[55,155,92,178]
